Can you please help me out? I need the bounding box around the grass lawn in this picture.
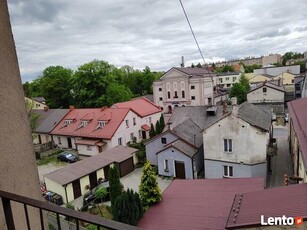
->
[88,204,113,220]
[37,150,66,166]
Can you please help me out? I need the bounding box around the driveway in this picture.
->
[37,162,67,181]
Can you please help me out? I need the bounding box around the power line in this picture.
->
[179,0,206,64]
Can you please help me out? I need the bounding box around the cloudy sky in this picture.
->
[8,0,307,82]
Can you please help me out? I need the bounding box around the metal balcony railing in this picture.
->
[0,190,139,230]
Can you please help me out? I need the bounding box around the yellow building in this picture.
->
[249,74,273,85]
[273,72,295,85]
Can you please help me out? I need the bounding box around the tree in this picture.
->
[155,120,161,134]
[294,61,306,72]
[196,63,202,68]
[108,166,122,208]
[229,83,247,104]
[244,64,262,73]
[105,83,132,106]
[95,187,108,202]
[239,73,250,91]
[139,161,162,209]
[39,66,73,108]
[149,123,156,138]
[112,189,143,226]
[72,60,115,107]
[159,114,165,132]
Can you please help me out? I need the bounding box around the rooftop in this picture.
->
[226,183,307,229]
[288,97,307,170]
[33,109,69,133]
[112,97,161,117]
[138,178,264,230]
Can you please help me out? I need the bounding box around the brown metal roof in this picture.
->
[226,183,307,229]
[288,97,307,170]
[138,178,264,230]
[44,146,137,185]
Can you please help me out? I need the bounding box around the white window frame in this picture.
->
[118,137,122,145]
[138,130,142,138]
[133,117,136,126]
[161,137,167,144]
[224,139,233,153]
[125,119,129,128]
[86,145,92,151]
[58,136,61,145]
[164,159,169,172]
[149,117,152,124]
[130,133,134,141]
[223,165,233,178]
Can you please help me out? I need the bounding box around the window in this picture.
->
[224,139,233,152]
[118,137,122,145]
[191,85,195,89]
[174,91,178,98]
[263,87,267,93]
[233,77,236,82]
[98,121,106,128]
[168,91,171,99]
[81,120,88,127]
[161,137,167,144]
[58,137,61,144]
[64,120,72,126]
[164,159,169,172]
[139,130,142,138]
[182,91,185,98]
[226,84,231,87]
[219,78,223,83]
[125,119,129,127]
[159,88,162,91]
[149,117,152,124]
[226,77,230,81]
[191,96,195,100]
[133,117,136,126]
[159,97,163,101]
[86,145,92,151]
[292,79,294,83]
[130,133,134,141]
[223,165,233,177]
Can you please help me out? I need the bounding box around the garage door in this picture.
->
[119,157,134,177]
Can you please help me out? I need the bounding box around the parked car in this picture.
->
[271,113,277,121]
[285,113,289,122]
[57,151,78,163]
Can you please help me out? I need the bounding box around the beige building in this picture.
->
[217,72,241,89]
[247,82,285,104]
[25,97,48,110]
[249,74,273,85]
[153,67,216,112]
[273,72,295,85]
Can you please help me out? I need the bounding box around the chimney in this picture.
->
[231,97,238,117]
[180,56,185,67]
[69,105,75,111]
[101,106,107,111]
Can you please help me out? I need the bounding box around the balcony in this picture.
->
[0,189,138,230]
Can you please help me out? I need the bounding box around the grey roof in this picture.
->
[44,146,137,185]
[168,139,197,157]
[33,97,46,103]
[248,82,285,94]
[174,67,213,76]
[216,71,240,76]
[169,105,230,130]
[294,76,305,84]
[34,109,69,133]
[238,102,271,131]
[172,118,202,148]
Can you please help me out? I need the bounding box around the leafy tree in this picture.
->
[191,63,195,68]
[215,65,234,73]
[196,63,202,68]
[294,61,306,72]
[244,64,262,73]
[128,141,146,165]
[149,123,156,138]
[139,161,162,209]
[39,66,73,108]
[95,187,108,202]
[112,189,143,226]
[229,83,247,104]
[239,73,250,91]
[159,114,165,132]
[108,166,122,208]
[23,82,32,97]
[155,120,161,134]
[72,60,115,107]
[105,83,132,106]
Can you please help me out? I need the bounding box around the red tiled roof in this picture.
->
[141,124,150,131]
[112,97,161,117]
[226,183,307,229]
[74,139,104,146]
[138,178,264,230]
[288,97,307,170]
[51,107,131,139]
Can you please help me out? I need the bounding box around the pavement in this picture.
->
[267,122,293,188]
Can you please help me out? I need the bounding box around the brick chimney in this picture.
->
[69,105,75,111]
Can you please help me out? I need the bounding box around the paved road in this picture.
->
[267,124,293,188]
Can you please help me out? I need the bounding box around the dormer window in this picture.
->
[63,120,72,127]
[98,121,107,128]
[82,121,88,126]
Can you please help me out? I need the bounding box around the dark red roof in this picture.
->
[51,107,131,139]
[112,97,161,118]
[288,97,307,170]
[138,178,264,230]
[226,183,307,229]
[141,124,150,131]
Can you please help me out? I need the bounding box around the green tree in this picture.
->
[95,187,108,202]
[229,83,248,104]
[112,189,143,226]
[105,83,133,106]
[155,120,161,134]
[108,166,122,208]
[159,114,165,132]
[72,60,115,107]
[128,141,146,165]
[149,123,156,138]
[239,73,250,91]
[23,82,32,97]
[196,63,202,68]
[39,66,73,108]
[294,61,306,72]
[139,161,162,209]
[244,64,262,73]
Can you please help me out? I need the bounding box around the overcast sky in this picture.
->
[8,0,307,82]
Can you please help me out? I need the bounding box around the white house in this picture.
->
[247,82,285,104]
[216,72,241,89]
[51,100,161,156]
[203,102,272,182]
[153,67,217,112]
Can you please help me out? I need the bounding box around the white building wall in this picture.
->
[77,144,99,156]
[247,87,284,103]
[203,115,269,165]
[44,178,67,203]
[253,65,300,76]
